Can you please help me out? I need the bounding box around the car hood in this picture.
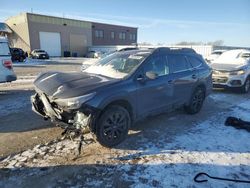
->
[211,61,248,71]
[34,72,118,99]
[211,57,250,71]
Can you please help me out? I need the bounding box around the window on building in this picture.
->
[129,34,136,41]
[133,34,136,41]
[111,31,115,39]
[129,34,132,40]
[119,32,126,40]
[95,30,104,38]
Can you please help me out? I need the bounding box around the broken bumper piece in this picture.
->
[31,93,97,130]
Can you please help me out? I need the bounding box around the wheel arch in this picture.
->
[196,83,206,96]
[102,99,134,122]
[92,99,134,133]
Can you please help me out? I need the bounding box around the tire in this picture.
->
[185,87,205,114]
[96,105,130,147]
[19,57,24,62]
[240,77,250,93]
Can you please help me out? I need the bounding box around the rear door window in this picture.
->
[0,42,10,56]
[167,54,191,73]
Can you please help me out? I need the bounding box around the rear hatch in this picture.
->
[0,41,16,82]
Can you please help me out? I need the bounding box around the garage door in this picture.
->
[39,32,61,57]
[70,34,87,57]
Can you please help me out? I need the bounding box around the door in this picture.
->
[39,32,61,57]
[136,55,174,117]
[167,54,197,105]
[70,34,88,57]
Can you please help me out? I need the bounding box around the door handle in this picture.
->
[168,80,173,84]
[192,74,197,79]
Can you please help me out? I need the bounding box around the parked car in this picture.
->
[10,47,27,62]
[85,50,103,58]
[0,37,17,83]
[31,47,212,147]
[31,49,49,59]
[211,49,250,93]
[118,47,139,52]
[206,50,226,63]
[81,51,118,71]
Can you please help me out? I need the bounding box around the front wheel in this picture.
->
[96,105,130,147]
[240,77,250,93]
[185,87,205,114]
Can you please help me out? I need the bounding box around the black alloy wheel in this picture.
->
[96,105,130,147]
[185,87,205,114]
[240,77,250,93]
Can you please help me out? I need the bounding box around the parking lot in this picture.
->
[0,58,250,187]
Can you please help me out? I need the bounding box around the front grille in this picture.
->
[212,77,228,83]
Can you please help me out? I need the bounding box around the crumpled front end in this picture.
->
[31,92,98,131]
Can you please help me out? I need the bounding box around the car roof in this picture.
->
[219,49,250,58]
[214,49,250,63]
[11,47,22,50]
[116,49,153,55]
[0,37,8,43]
[116,47,198,56]
[33,49,45,51]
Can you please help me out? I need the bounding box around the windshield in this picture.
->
[0,42,11,56]
[35,50,45,53]
[240,52,250,59]
[83,51,151,78]
[211,51,223,55]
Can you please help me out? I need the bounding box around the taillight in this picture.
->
[3,60,13,70]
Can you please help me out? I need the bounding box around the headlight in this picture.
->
[54,92,96,110]
[229,70,246,76]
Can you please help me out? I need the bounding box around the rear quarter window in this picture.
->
[187,56,203,68]
[0,42,10,56]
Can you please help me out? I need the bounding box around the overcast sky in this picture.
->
[1,0,250,47]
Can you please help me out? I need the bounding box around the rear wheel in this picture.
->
[19,57,24,62]
[185,87,205,114]
[240,77,250,93]
[96,105,130,147]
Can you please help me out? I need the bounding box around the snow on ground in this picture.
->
[118,98,250,188]
[0,93,250,187]
[0,92,31,117]
[13,75,36,83]
[13,58,49,66]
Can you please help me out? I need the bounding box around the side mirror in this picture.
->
[146,71,158,80]
[136,74,145,83]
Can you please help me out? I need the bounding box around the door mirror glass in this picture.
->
[146,71,158,80]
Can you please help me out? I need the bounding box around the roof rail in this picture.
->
[153,47,196,54]
[171,47,196,53]
[153,47,171,53]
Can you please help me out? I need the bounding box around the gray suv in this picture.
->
[31,48,212,147]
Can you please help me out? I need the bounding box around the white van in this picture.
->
[0,37,16,83]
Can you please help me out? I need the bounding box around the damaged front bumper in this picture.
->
[31,92,99,131]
